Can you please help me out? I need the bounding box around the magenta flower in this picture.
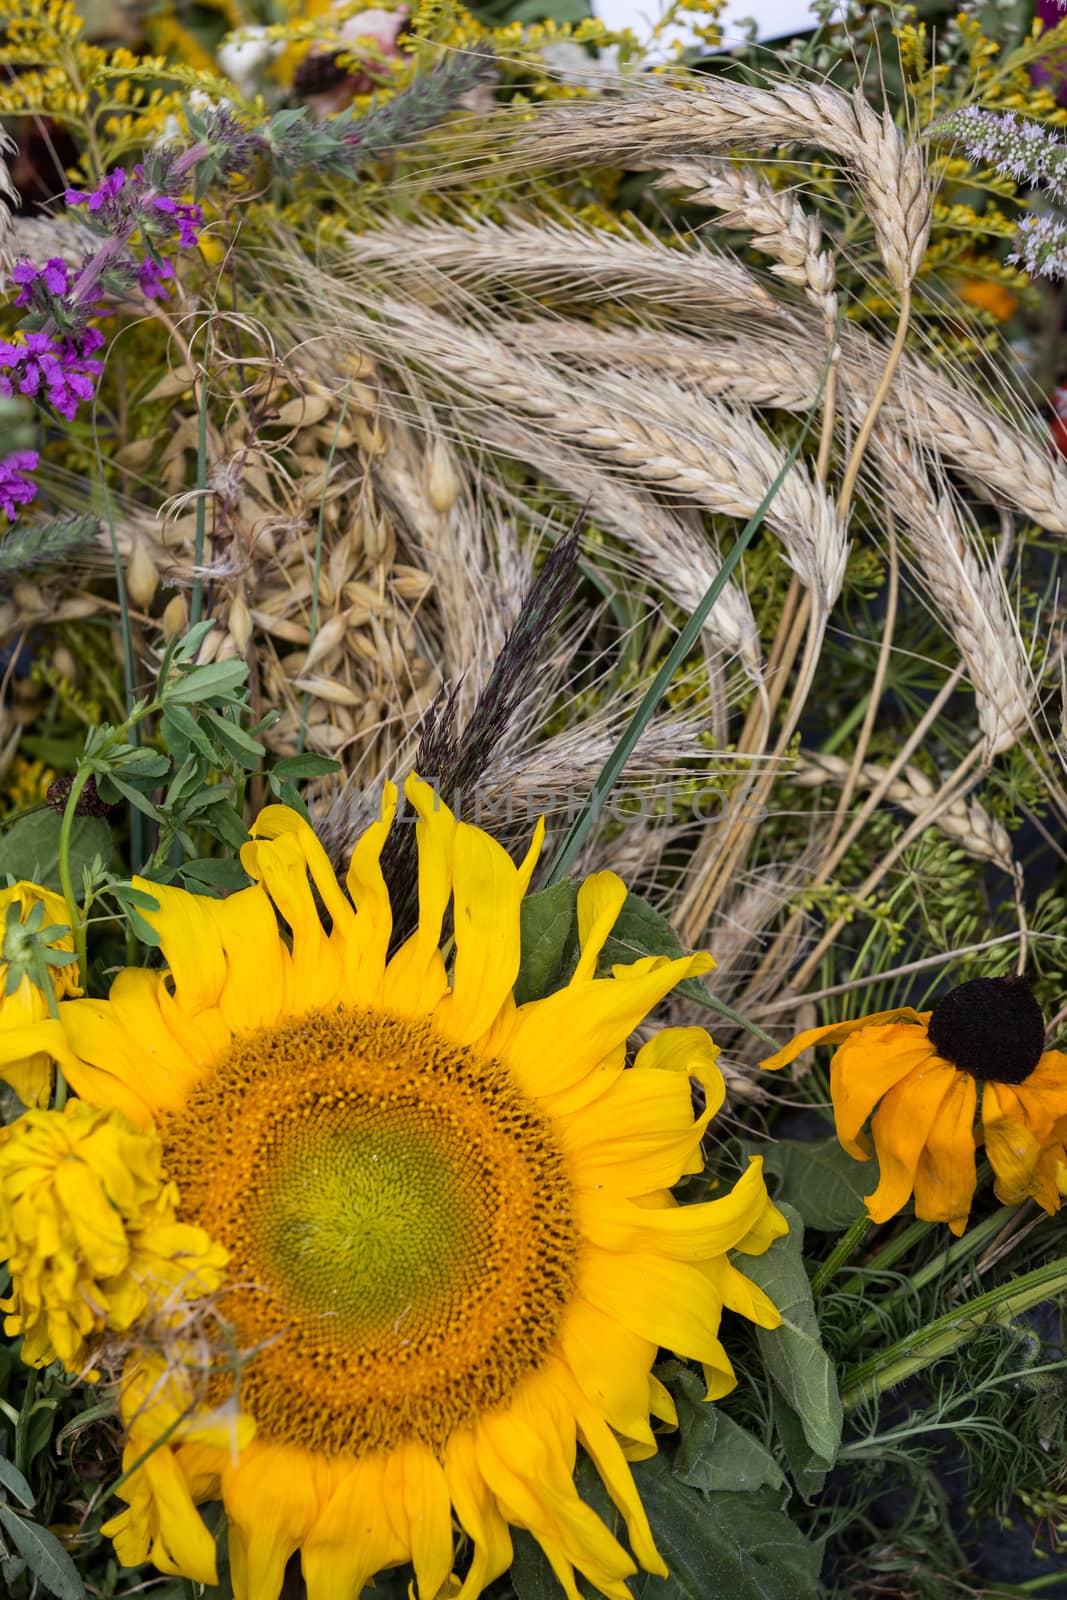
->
[64,169,127,210]
[0,452,40,522]
[11,257,72,308]
[137,256,176,300]
[0,330,104,420]
[149,195,203,248]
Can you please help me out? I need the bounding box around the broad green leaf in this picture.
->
[0,811,110,895]
[0,1454,34,1508]
[743,1205,843,1493]
[514,1456,820,1600]
[271,754,342,781]
[514,880,578,1004]
[747,1137,878,1232]
[202,707,265,767]
[165,659,249,704]
[0,1504,84,1600]
[666,1365,786,1496]
[180,858,251,892]
[161,703,218,767]
[103,745,170,779]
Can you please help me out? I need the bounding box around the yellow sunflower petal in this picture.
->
[572,872,629,984]
[702,1256,782,1328]
[239,830,342,1012]
[437,821,525,1047]
[0,1016,154,1124]
[910,1069,978,1235]
[566,1372,666,1578]
[831,1029,938,1159]
[344,780,398,1001]
[556,1065,709,1196]
[222,1443,325,1600]
[761,1007,930,1072]
[142,1448,218,1587]
[206,886,286,1036]
[578,1157,778,1261]
[301,1455,415,1600]
[131,877,227,1017]
[558,1297,658,1446]
[634,1025,725,1116]
[445,1430,514,1600]
[580,1246,728,1367]
[507,955,708,1103]
[865,1061,960,1224]
[380,776,455,1015]
[385,1440,454,1600]
[61,984,196,1117]
[249,804,358,945]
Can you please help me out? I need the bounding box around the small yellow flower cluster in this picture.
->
[1,758,55,818]
[0,1100,227,1371]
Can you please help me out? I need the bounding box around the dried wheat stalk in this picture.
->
[480,415,763,675]
[337,215,782,322]
[336,295,845,618]
[795,750,1014,868]
[653,159,835,319]
[0,133,17,285]
[873,429,1035,755]
[504,78,931,289]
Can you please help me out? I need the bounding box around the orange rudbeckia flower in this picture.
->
[761,978,1067,1236]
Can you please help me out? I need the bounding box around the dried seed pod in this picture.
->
[228,593,253,655]
[162,593,189,641]
[52,645,77,683]
[127,538,160,609]
[427,438,462,513]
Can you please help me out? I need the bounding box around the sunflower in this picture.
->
[761,977,1067,1236]
[0,775,786,1600]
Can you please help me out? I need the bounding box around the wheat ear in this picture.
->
[873,428,1035,756]
[794,751,1013,869]
[653,159,835,318]
[517,79,931,290]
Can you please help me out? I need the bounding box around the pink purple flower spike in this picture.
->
[0,452,40,522]
[11,258,73,308]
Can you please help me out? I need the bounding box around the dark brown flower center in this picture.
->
[927,976,1046,1085]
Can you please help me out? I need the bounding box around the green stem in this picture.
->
[189,367,211,631]
[57,766,94,982]
[841,1255,1067,1410]
[811,1211,873,1296]
[848,1204,1015,1341]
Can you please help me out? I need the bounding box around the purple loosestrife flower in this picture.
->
[64,168,127,211]
[11,258,72,308]
[0,330,104,421]
[0,452,40,522]
[137,256,175,300]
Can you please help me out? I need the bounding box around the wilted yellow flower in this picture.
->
[0,882,81,1106]
[0,1101,226,1370]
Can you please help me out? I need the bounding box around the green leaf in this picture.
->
[513,1455,819,1600]
[201,707,265,768]
[0,1455,35,1509]
[271,754,342,781]
[105,745,170,779]
[96,774,167,823]
[665,1365,786,1496]
[0,812,110,895]
[514,881,578,1004]
[0,1505,84,1600]
[161,704,218,768]
[746,1137,878,1232]
[742,1205,843,1497]
[180,858,251,892]
[165,659,249,705]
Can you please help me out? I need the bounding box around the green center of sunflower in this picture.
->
[927,976,1046,1085]
[258,1114,485,1336]
[161,1007,579,1459]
